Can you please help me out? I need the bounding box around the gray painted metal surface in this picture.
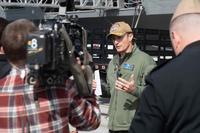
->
[142,0,180,15]
[5,7,44,20]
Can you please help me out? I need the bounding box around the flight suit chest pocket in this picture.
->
[120,63,134,80]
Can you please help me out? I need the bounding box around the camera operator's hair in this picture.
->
[0,17,9,47]
[1,19,37,65]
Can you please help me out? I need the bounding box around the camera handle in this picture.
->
[59,24,91,96]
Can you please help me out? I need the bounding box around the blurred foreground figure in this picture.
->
[129,0,200,133]
[0,19,100,133]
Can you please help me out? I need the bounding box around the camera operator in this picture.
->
[0,18,100,133]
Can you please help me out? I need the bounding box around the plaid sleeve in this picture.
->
[68,82,101,131]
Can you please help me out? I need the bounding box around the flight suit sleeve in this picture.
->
[131,57,157,97]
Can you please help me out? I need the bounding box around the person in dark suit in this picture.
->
[129,0,200,133]
[0,17,11,78]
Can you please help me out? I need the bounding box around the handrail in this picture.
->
[0,0,141,9]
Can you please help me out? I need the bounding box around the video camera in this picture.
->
[26,16,93,96]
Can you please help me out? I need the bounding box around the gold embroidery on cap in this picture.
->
[110,23,120,33]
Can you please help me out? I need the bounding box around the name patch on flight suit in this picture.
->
[122,63,134,71]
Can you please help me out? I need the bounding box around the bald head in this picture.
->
[170,13,200,55]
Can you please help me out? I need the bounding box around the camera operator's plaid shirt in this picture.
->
[0,66,101,133]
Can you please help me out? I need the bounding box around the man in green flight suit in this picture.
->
[106,21,156,133]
